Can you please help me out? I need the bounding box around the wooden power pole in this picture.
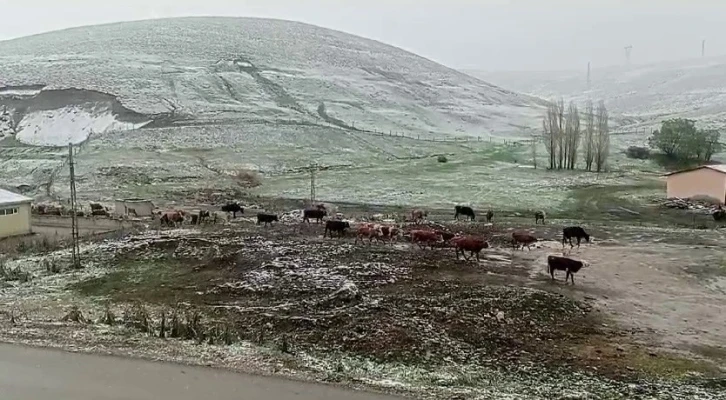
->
[310,162,317,204]
[68,143,81,269]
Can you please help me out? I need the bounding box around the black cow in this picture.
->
[535,210,546,225]
[547,255,589,284]
[562,226,591,248]
[256,213,278,226]
[485,210,494,223]
[303,208,327,224]
[324,220,350,238]
[221,203,244,218]
[454,205,475,221]
[713,208,726,222]
[199,210,211,223]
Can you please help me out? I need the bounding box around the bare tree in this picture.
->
[565,101,581,170]
[594,100,610,172]
[583,100,595,171]
[531,132,538,169]
[542,99,565,170]
[555,98,565,169]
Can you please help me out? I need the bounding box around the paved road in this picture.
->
[0,344,404,400]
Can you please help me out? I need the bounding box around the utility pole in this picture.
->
[702,39,706,57]
[68,143,81,269]
[309,162,317,204]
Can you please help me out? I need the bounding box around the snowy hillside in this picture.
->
[467,56,726,130]
[0,17,544,146]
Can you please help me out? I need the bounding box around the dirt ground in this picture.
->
[1,212,725,399]
[504,224,726,360]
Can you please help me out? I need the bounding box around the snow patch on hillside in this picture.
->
[16,107,150,146]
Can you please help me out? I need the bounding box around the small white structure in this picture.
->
[114,198,154,217]
[0,188,32,239]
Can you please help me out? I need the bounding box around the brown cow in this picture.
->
[548,255,590,284]
[512,231,537,251]
[452,235,490,261]
[378,225,401,245]
[160,211,184,227]
[410,229,443,249]
[411,209,427,224]
[355,224,382,245]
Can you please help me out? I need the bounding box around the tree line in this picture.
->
[536,99,610,172]
[647,118,721,164]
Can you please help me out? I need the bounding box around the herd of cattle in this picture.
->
[153,202,593,285]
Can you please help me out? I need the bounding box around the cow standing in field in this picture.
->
[324,220,350,238]
[222,203,244,218]
[436,229,456,242]
[257,213,278,226]
[452,235,490,261]
[410,230,443,249]
[485,210,494,223]
[199,210,211,224]
[411,209,427,224]
[547,255,589,284]
[378,225,401,245]
[355,224,382,245]
[535,210,546,225]
[454,205,475,221]
[562,226,591,249]
[512,231,537,251]
[303,208,327,224]
[160,211,184,227]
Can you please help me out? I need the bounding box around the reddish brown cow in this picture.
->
[452,235,490,261]
[160,211,185,227]
[410,229,443,249]
[436,230,456,242]
[378,225,401,245]
[512,231,537,251]
[411,209,427,224]
[355,225,381,245]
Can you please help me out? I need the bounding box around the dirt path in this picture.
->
[0,343,404,400]
[512,241,726,358]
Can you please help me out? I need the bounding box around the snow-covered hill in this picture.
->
[0,17,544,146]
[467,56,726,130]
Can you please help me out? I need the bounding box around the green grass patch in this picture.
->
[70,259,228,304]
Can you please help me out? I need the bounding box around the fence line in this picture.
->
[317,118,653,147]
[353,128,529,146]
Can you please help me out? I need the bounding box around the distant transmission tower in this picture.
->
[624,45,633,65]
[68,143,82,269]
[587,61,591,88]
[702,39,706,57]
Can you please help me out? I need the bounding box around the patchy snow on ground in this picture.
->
[0,17,544,139]
[16,106,149,146]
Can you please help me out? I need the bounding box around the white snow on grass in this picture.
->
[16,107,149,146]
[0,17,545,138]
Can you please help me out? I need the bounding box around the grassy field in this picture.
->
[32,124,668,216]
[1,120,712,232]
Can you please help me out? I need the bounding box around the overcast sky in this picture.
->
[1,0,724,71]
